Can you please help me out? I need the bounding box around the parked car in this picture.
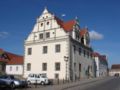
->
[114,73,119,77]
[27,73,49,85]
[0,75,27,89]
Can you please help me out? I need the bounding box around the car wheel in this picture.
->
[41,81,45,85]
[27,81,31,85]
[10,83,15,89]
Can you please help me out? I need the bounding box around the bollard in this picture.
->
[35,80,37,88]
[57,79,59,84]
[63,79,64,84]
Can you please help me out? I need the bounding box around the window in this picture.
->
[83,49,86,57]
[16,66,18,71]
[73,45,76,53]
[87,51,89,58]
[55,73,59,79]
[42,63,47,71]
[43,46,47,54]
[27,63,31,71]
[46,21,49,25]
[28,48,32,55]
[10,66,12,71]
[55,44,61,53]
[39,33,43,39]
[79,48,82,55]
[46,32,50,38]
[55,62,60,71]
[79,64,81,72]
[74,63,76,71]
[41,23,43,26]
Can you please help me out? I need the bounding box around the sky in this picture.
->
[0,0,120,67]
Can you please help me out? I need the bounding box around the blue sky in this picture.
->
[0,0,120,67]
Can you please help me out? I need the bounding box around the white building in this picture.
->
[5,52,23,75]
[24,8,95,80]
[109,64,120,76]
[93,52,108,77]
[0,49,23,75]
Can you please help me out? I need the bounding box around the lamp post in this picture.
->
[64,56,69,81]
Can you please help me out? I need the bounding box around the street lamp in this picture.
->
[64,56,69,81]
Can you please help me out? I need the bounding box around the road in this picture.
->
[1,77,120,90]
[82,77,120,90]
[62,77,120,90]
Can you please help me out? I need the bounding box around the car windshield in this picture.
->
[0,75,15,79]
[41,75,47,78]
[9,75,15,79]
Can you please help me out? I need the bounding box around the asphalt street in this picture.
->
[63,77,120,90]
[82,77,120,90]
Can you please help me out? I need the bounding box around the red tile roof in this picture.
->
[92,52,100,57]
[0,58,8,63]
[6,52,23,65]
[0,48,4,54]
[55,16,76,31]
[0,48,23,65]
[80,28,88,37]
[111,64,120,69]
[92,52,108,65]
[63,20,76,31]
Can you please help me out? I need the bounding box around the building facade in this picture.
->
[109,64,120,76]
[5,52,23,75]
[24,8,95,80]
[0,49,23,75]
[93,52,108,77]
[0,49,8,74]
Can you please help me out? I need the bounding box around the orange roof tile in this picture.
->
[0,48,23,65]
[55,16,76,31]
[6,52,23,65]
[80,28,88,37]
[0,58,8,63]
[63,20,76,31]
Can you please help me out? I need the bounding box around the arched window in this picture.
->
[41,23,43,27]
[46,21,49,25]
[81,37,84,44]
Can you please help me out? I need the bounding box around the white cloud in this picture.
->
[89,30,104,40]
[61,14,66,17]
[0,31,9,38]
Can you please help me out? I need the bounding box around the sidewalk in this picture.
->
[53,77,106,90]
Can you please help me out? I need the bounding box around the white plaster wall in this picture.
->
[24,40,69,79]
[109,70,120,76]
[6,65,23,75]
[71,44,94,80]
[94,57,99,77]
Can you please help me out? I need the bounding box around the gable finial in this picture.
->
[75,16,79,25]
[43,6,49,14]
